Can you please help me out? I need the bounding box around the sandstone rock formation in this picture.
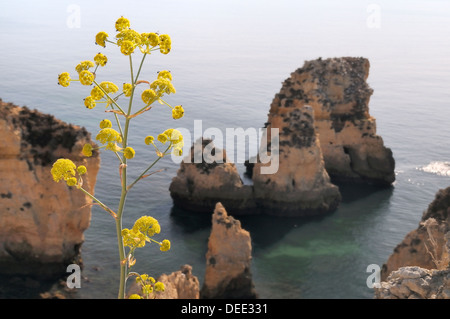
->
[169,138,256,214]
[268,57,395,185]
[155,264,200,299]
[252,103,341,216]
[170,57,395,217]
[170,130,340,216]
[0,100,100,276]
[375,266,450,299]
[381,187,450,281]
[200,202,257,299]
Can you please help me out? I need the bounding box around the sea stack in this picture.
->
[200,203,257,299]
[169,138,256,215]
[0,100,100,276]
[273,57,395,185]
[251,103,341,216]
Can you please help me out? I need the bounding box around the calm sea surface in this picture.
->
[1,0,450,299]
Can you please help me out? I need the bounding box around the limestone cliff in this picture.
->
[155,265,200,299]
[0,100,100,276]
[381,187,450,281]
[375,266,450,299]
[252,103,341,216]
[270,57,395,185]
[200,202,257,299]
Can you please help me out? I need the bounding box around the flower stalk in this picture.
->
[53,16,183,299]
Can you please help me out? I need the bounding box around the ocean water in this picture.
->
[1,0,450,299]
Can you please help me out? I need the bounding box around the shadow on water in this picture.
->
[169,181,394,251]
[333,180,394,204]
[0,271,70,299]
[169,205,213,233]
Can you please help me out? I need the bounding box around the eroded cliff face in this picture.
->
[169,138,256,214]
[0,100,100,276]
[375,187,450,299]
[381,187,450,281]
[272,57,395,185]
[200,202,257,299]
[375,266,450,299]
[252,103,341,216]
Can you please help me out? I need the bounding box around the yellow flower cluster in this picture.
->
[172,105,184,120]
[123,83,133,97]
[58,72,71,87]
[123,147,135,159]
[154,128,184,156]
[94,53,108,66]
[122,216,170,252]
[150,77,176,97]
[96,127,123,151]
[95,17,172,56]
[129,274,165,299]
[50,158,87,187]
[141,89,157,105]
[95,31,108,47]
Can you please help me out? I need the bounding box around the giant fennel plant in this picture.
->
[53,17,184,299]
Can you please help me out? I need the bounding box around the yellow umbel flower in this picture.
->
[144,135,154,145]
[132,216,161,237]
[99,119,112,129]
[123,83,133,97]
[99,81,119,94]
[154,282,165,292]
[128,294,142,299]
[120,40,135,55]
[115,16,130,32]
[51,158,76,183]
[142,284,153,295]
[77,165,87,175]
[141,89,157,105]
[160,239,171,252]
[122,228,146,248]
[75,61,95,74]
[150,78,176,96]
[164,128,183,145]
[66,177,78,187]
[79,70,95,86]
[123,147,135,159]
[116,29,142,46]
[172,105,184,120]
[159,34,171,54]
[141,32,160,47]
[172,146,183,156]
[96,128,123,145]
[91,86,104,100]
[157,133,168,144]
[84,96,96,109]
[82,144,93,157]
[95,31,109,47]
[94,53,108,66]
[58,72,71,87]
[157,70,172,81]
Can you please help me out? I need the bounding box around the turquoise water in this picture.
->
[1,0,450,298]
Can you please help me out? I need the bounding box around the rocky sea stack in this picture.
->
[264,56,395,185]
[170,57,395,217]
[0,100,100,277]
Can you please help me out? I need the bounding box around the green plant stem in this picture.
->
[115,53,148,299]
[92,80,126,115]
[127,144,171,191]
